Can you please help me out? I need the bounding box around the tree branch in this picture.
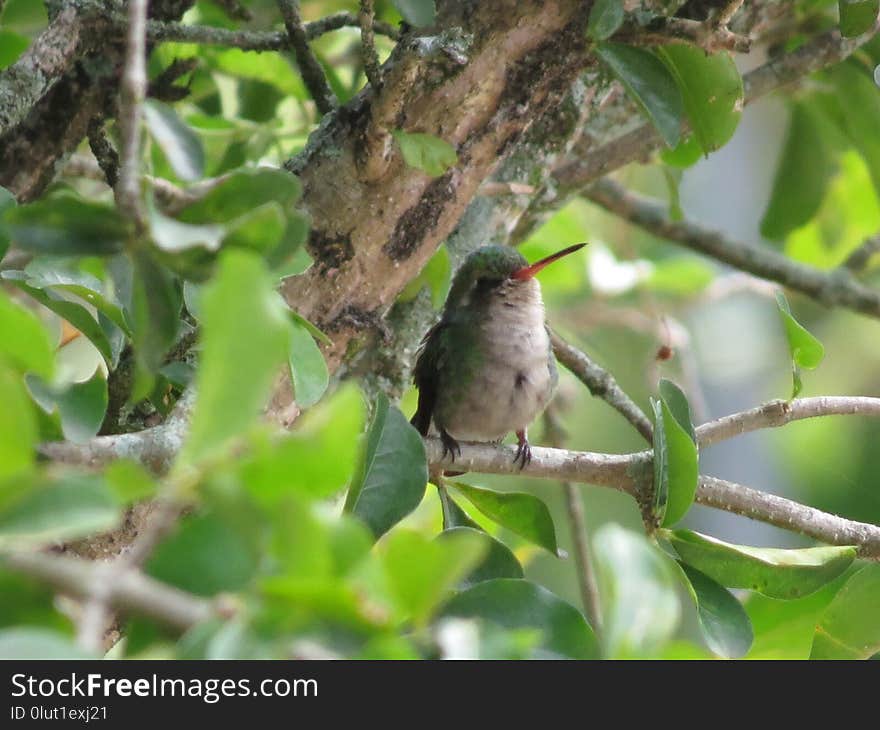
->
[358,0,383,90]
[550,330,654,441]
[143,12,399,51]
[276,0,337,115]
[844,234,880,272]
[3,550,215,632]
[584,178,880,320]
[424,439,880,559]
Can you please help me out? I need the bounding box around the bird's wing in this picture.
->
[410,320,448,436]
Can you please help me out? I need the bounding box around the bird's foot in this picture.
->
[514,429,532,470]
[440,429,462,463]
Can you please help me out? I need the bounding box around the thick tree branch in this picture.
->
[3,551,215,632]
[585,178,880,320]
[424,439,880,559]
[276,0,337,115]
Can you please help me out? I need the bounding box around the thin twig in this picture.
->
[276,0,337,115]
[843,234,880,272]
[358,0,383,90]
[544,410,603,632]
[550,330,654,441]
[86,120,120,188]
[715,0,746,28]
[585,179,880,321]
[209,0,252,22]
[117,0,148,230]
[143,12,399,51]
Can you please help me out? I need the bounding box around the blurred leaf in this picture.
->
[667,529,856,599]
[288,320,328,409]
[0,289,54,378]
[776,291,824,399]
[0,186,15,259]
[0,628,93,659]
[440,526,524,587]
[663,165,684,221]
[4,277,114,365]
[593,524,680,657]
[159,361,194,389]
[4,193,128,256]
[596,43,682,148]
[393,131,458,177]
[839,0,879,36]
[392,0,436,26]
[16,259,131,336]
[26,370,107,443]
[178,168,302,225]
[810,564,880,659]
[645,257,714,295]
[658,44,743,154]
[150,208,225,253]
[147,512,259,596]
[181,250,290,465]
[677,562,753,658]
[440,578,599,659]
[660,134,703,168]
[221,202,286,256]
[0,570,73,631]
[130,251,181,386]
[0,475,119,548]
[588,0,624,40]
[650,398,668,524]
[383,528,486,625]
[657,380,698,526]
[104,460,157,505]
[144,99,205,182]
[0,368,36,481]
[0,30,29,69]
[240,384,364,503]
[345,392,428,538]
[399,244,451,308]
[760,101,841,240]
[289,311,331,345]
[451,482,559,556]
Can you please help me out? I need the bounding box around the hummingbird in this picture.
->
[411,242,586,467]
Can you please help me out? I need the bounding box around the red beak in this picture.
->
[510,242,587,280]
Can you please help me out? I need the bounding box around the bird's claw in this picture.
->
[514,431,532,470]
[440,430,462,463]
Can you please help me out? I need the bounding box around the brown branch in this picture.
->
[276,0,337,116]
[844,234,880,272]
[613,18,751,53]
[550,330,654,441]
[585,178,880,320]
[358,0,383,90]
[3,551,215,632]
[209,0,252,22]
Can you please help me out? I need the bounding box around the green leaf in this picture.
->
[588,0,624,40]
[398,244,451,308]
[0,367,36,481]
[0,30,30,70]
[0,475,120,548]
[383,528,486,625]
[26,370,108,443]
[178,168,302,224]
[776,291,824,399]
[760,101,841,240]
[593,524,680,657]
[149,208,225,253]
[221,202,286,256]
[660,134,703,169]
[181,250,290,465]
[677,562,753,658]
[839,0,879,37]
[657,379,698,526]
[596,43,682,148]
[440,526,524,587]
[288,319,328,408]
[4,193,129,256]
[0,289,54,378]
[667,529,857,599]
[810,564,880,659]
[0,186,16,259]
[658,44,743,154]
[344,392,428,538]
[651,398,668,524]
[440,578,599,659]
[15,259,132,336]
[240,384,365,503]
[393,130,458,177]
[0,628,93,659]
[450,482,559,556]
[104,460,157,504]
[144,99,205,182]
[130,250,181,383]
[147,512,259,596]
[392,0,436,27]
